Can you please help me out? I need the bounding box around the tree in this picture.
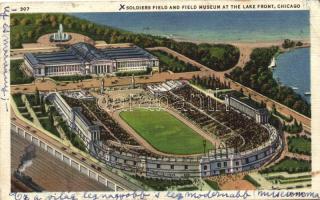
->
[296,41,303,46]
[51,21,57,28]
[81,24,87,32]
[41,13,49,22]
[27,30,34,39]
[282,39,295,49]
[35,18,43,26]
[20,18,31,25]
[49,15,57,23]
[10,18,18,26]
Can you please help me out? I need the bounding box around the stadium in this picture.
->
[35,79,283,180]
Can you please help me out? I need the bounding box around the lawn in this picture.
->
[120,109,213,154]
[152,51,199,73]
[260,157,311,174]
[288,136,311,155]
[12,93,24,107]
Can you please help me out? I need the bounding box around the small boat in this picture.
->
[268,57,276,69]
[304,92,311,96]
[291,86,299,90]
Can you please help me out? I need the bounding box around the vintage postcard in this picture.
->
[0,0,319,199]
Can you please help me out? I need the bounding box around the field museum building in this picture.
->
[24,42,159,77]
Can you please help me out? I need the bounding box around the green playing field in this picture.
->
[119,109,213,155]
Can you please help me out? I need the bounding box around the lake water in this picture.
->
[71,11,309,43]
[273,48,310,103]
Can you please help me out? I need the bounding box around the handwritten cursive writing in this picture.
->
[0,5,10,112]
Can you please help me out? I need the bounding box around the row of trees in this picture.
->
[190,75,229,90]
[227,46,311,117]
[11,13,239,71]
[10,60,34,84]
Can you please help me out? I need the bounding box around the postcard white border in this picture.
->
[1,0,320,199]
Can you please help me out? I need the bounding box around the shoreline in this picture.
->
[171,36,310,48]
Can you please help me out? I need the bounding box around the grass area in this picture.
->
[204,179,220,190]
[39,118,60,138]
[279,178,311,184]
[152,50,199,73]
[132,175,193,191]
[10,60,34,84]
[208,47,226,60]
[288,136,311,155]
[120,109,213,154]
[12,93,25,107]
[243,174,260,188]
[260,157,311,174]
[50,75,92,82]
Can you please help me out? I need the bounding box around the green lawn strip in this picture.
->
[10,60,34,84]
[287,136,311,155]
[12,93,25,107]
[260,157,311,174]
[152,51,199,73]
[120,109,213,155]
[50,75,92,82]
[279,178,311,184]
[265,174,311,181]
[204,179,220,190]
[243,174,261,188]
[116,70,151,77]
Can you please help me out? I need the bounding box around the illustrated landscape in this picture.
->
[10,11,311,192]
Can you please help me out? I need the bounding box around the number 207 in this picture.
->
[20,7,29,11]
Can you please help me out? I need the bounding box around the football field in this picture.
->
[119,109,213,155]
